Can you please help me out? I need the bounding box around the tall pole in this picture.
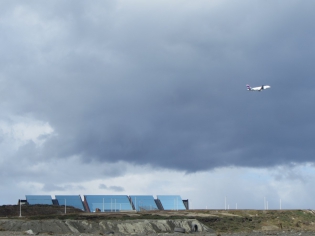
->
[65,199,66,214]
[19,200,22,217]
[173,198,175,211]
[103,198,104,212]
[225,196,226,210]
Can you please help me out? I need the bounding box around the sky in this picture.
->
[1,0,315,209]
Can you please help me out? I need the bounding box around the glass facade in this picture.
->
[55,195,85,211]
[84,195,132,212]
[26,195,53,205]
[157,195,186,210]
[130,195,158,211]
[23,194,187,211]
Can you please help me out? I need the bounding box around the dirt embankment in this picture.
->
[0,205,83,217]
[2,205,315,235]
[0,218,211,235]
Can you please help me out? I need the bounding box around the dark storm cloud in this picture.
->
[109,186,124,192]
[42,183,65,192]
[99,184,124,192]
[2,0,315,173]
[99,184,107,189]
[42,183,85,192]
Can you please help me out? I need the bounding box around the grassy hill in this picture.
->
[1,205,315,233]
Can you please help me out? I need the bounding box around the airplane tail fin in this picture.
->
[246,84,251,90]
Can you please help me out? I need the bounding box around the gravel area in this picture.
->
[0,231,315,236]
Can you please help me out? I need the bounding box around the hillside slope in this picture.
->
[1,205,315,233]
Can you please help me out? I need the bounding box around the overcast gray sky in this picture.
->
[1,0,315,209]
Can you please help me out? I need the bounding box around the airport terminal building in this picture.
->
[22,195,189,212]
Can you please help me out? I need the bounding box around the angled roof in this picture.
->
[26,195,53,205]
[157,195,186,210]
[129,195,158,211]
[55,195,85,211]
[84,195,132,212]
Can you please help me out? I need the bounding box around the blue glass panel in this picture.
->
[26,195,53,205]
[157,195,186,210]
[55,195,84,211]
[84,195,132,212]
[130,195,158,211]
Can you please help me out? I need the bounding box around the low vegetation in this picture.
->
[1,205,315,233]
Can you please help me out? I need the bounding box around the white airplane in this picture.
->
[246,84,270,91]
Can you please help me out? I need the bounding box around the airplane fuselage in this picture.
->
[247,85,270,91]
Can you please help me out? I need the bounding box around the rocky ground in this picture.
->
[2,206,315,235]
[0,218,213,235]
[0,231,315,236]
